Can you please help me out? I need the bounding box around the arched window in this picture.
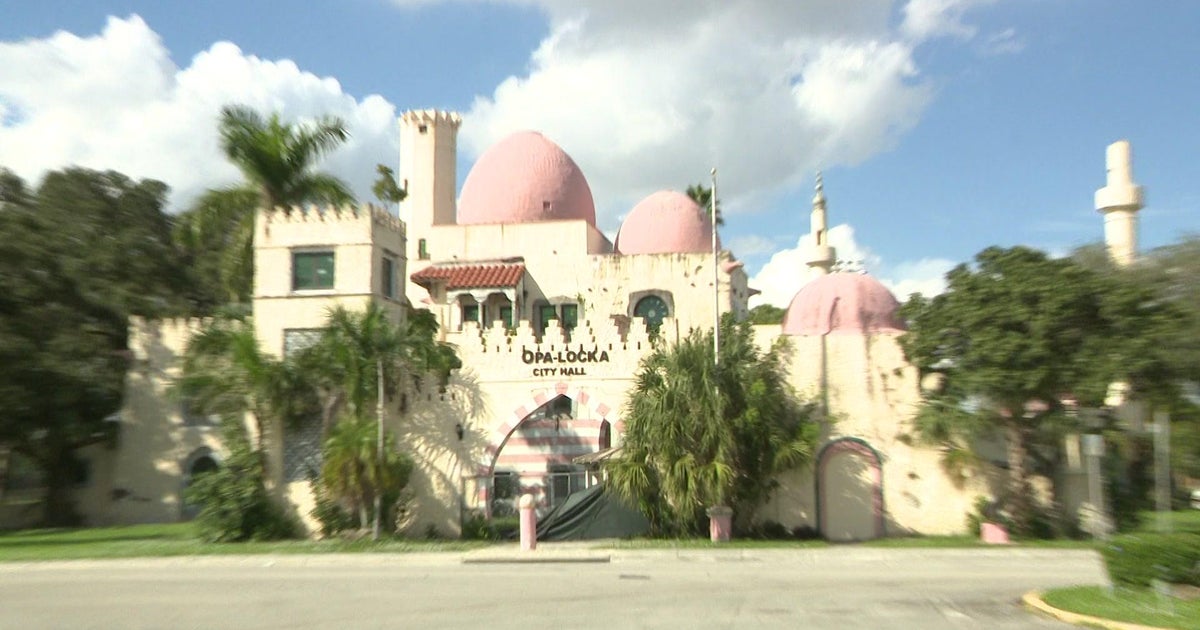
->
[633,295,669,332]
[181,449,220,520]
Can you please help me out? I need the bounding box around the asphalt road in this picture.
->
[0,547,1105,629]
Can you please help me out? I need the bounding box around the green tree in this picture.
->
[184,416,297,542]
[318,416,413,532]
[686,182,724,226]
[302,304,458,539]
[605,316,817,536]
[218,105,354,210]
[177,316,315,453]
[173,188,259,309]
[0,168,185,524]
[175,106,356,309]
[899,246,1121,534]
[372,164,407,206]
[748,304,785,325]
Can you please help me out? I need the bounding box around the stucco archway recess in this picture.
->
[817,437,884,541]
[478,382,617,477]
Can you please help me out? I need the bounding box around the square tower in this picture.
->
[399,110,462,266]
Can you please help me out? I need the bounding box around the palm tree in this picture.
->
[173,106,356,309]
[177,316,315,452]
[605,317,817,536]
[319,416,413,531]
[686,182,724,226]
[305,303,459,538]
[218,105,355,210]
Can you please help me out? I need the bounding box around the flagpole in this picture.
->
[711,167,719,366]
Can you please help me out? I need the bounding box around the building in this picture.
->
[24,112,1142,540]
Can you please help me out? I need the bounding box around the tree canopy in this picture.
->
[899,245,1192,534]
[605,316,817,536]
[0,167,187,524]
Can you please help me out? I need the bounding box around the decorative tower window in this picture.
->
[292,251,334,290]
[634,295,669,332]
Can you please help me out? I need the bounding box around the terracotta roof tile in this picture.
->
[410,263,525,290]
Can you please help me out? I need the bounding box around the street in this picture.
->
[0,547,1105,629]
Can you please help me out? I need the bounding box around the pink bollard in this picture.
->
[981,522,1010,544]
[518,494,537,551]
[707,506,733,543]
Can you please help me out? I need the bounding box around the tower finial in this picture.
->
[1095,140,1144,267]
[805,170,835,276]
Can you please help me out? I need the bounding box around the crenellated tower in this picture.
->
[805,172,837,276]
[1095,140,1145,267]
[399,110,462,267]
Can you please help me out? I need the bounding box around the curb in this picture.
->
[1022,591,1176,630]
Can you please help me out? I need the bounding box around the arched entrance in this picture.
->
[180,447,220,520]
[816,438,884,541]
[474,385,615,518]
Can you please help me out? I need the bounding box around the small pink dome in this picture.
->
[457,131,596,226]
[614,190,716,255]
[781,273,906,335]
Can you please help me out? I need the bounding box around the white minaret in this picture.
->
[1095,140,1145,267]
[805,172,836,276]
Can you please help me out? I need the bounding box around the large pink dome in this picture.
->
[614,190,716,255]
[457,131,596,226]
[781,273,906,335]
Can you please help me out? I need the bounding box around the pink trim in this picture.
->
[480,387,619,477]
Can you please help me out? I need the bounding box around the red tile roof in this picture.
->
[410,263,525,290]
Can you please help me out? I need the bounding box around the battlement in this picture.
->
[400,109,463,129]
[260,203,405,237]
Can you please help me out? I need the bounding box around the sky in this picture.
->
[1,1,1197,306]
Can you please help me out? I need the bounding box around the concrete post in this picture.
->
[518,493,537,551]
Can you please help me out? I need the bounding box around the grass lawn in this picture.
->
[1041,585,1200,630]
[0,522,485,562]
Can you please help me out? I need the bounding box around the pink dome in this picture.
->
[614,190,716,255]
[781,273,906,335]
[457,131,596,226]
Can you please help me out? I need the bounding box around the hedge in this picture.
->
[1100,532,1200,588]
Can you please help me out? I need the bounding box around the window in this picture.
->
[283,329,324,358]
[634,295,669,332]
[462,304,479,328]
[381,256,396,299]
[418,238,429,260]
[499,305,514,329]
[292,251,334,290]
[561,304,579,331]
[538,303,557,333]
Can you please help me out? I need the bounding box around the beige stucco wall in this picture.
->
[107,317,225,525]
[756,331,992,537]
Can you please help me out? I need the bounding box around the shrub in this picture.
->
[1100,532,1200,588]
[184,418,298,543]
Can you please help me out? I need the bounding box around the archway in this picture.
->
[816,438,884,541]
[180,447,220,520]
[474,385,616,518]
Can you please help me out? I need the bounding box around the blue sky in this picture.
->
[1,1,1196,304]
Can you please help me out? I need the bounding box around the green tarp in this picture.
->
[535,483,650,541]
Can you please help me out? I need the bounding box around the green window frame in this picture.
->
[561,304,579,331]
[462,304,480,328]
[499,305,514,329]
[381,256,396,299]
[292,251,334,290]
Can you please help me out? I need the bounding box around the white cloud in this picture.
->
[981,28,1025,55]
[727,234,781,258]
[900,0,993,42]
[457,0,934,232]
[747,223,952,308]
[0,16,397,210]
